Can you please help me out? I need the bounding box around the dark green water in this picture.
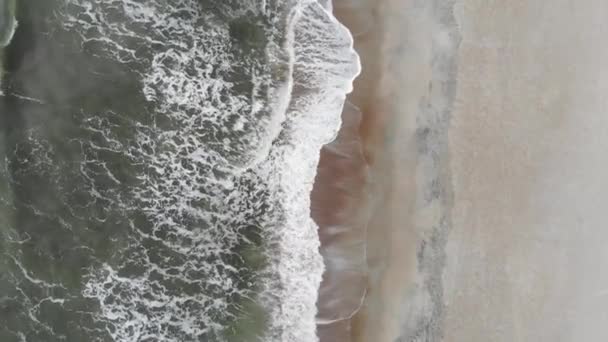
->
[0,1,287,340]
[0,1,359,341]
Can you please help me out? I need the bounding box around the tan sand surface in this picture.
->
[444,1,608,341]
[317,0,608,341]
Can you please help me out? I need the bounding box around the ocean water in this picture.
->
[0,1,359,341]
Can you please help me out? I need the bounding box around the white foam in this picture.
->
[60,0,359,341]
[256,1,360,341]
[0,2,17,48]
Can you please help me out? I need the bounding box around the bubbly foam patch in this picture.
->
[255,2,360,341]
[33,0,363,340]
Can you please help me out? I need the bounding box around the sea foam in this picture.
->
[56,0,359,341]
[256,1,359,341]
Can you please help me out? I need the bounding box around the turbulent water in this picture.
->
[0,0,359,341]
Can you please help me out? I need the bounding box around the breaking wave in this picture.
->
[12,0,361,341]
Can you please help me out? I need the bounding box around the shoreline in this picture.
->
[313,0,461,340]
[311,0,381,339]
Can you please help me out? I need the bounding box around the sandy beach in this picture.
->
[315,0,608,341]
[315,0,459,340]
[444,1,608,341]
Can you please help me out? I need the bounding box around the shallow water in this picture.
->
[0,1,358,341]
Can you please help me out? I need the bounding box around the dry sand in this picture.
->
[444,1,608,341]
[315,0,608,341]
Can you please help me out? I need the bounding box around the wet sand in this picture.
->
[316,0,608,341]
[314,0,459,340]
[311,1,379,341]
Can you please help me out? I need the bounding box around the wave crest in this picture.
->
[53,0,360,341]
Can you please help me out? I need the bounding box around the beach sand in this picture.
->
[315,0,459,340]
[444,1,608,341]
[315,0,608,341]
